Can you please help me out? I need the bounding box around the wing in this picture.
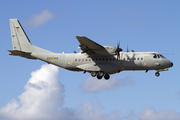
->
[76,36,105,54]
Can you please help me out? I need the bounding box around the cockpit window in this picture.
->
[160,55,165,58]
[153,54,166,58]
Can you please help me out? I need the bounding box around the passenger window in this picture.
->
[141,58,143,60]
[75,59,77,61]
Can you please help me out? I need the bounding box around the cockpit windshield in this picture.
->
[160,55,165,58]
[153,54,165,58]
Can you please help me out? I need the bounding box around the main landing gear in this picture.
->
[91,71,110,80]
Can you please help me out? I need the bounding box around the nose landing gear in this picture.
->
[155,72,160,77]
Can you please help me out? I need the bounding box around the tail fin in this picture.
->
[10,19,32,52]
[9,19,52,59]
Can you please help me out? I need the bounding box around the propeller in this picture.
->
[115,41,123,60]
[127,45,134,52]
[127,45,129,52]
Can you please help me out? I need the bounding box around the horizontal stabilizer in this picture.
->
[8,50,36,59]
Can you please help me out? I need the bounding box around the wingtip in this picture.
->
[76,36,86,38]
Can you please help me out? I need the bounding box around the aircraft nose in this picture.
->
[171,62,173,67]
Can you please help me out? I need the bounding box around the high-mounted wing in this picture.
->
[76,36,105,54]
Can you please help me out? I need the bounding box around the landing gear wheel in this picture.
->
[97,74,103,79]
[104,74,110,80]
[97,71,104,80]
[91,72,97,77]
[155,72,160,77]
[98,71,104,77]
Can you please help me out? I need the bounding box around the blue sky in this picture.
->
[0,0,180,120]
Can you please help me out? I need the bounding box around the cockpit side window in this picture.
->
[153,55,157,58]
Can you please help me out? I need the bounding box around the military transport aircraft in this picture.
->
[8,19,173,80]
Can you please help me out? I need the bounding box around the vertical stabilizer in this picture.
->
[10,19,32,52]
[9,19,53,59]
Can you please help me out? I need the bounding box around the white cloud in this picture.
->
[138,106,180,120]
[75,99,135,120]
[25,9,55,27]
[80,76,134,93]
[0,64,64,120]
[0,64,135,120]
[1,64,180,120]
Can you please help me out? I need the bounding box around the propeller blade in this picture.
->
[117,51,120,60]
[115,41,123,60]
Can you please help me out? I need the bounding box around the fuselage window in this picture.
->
[96,58,98,61]
[137,58,139,60]
[124,58,126,60]
[79,59,81,61]
[113,58,115,61]
[99,58,101,61]
[109,58,112,61]
[103,58,105,61]
[106,58,108,61]
[86,59,88,61]
[75,59,77,61]
[82,59,84,61]
[141,58,143,60]
[89,59,91,61]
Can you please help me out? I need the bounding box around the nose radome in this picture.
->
[171,62,173,67]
